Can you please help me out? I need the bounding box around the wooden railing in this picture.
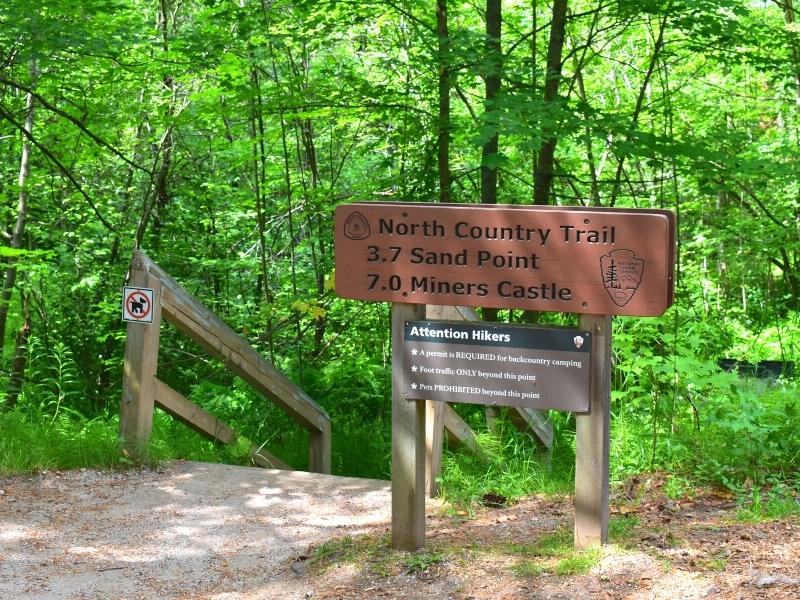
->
[120,251,331,473]
[424,305,554,496]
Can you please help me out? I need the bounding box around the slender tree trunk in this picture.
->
[530,0,538,200]
[279,111,302,371]
[0,59,36,354]
[6,287,31,408]
[609,8,669,206]
[437,0,452,203]
[781,0,800,107]
[480,0,502,322]
[285,41,328,358]
[108,89,149,266]
[566,5,603,206]
[532,0,568,205]
[134,0,176,249]
[151,0,175,248]
[575,68,600,205]
[295,116,328,356]
[481,0,502,205]
[249,65,272,311]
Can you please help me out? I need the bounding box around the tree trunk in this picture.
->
[437,0,452,203]
[0,59,36,355]
[479,0,502,322]
[609,9,668,206]
[134,0,176,250]
[249,64,272,311]
[480,0,502,205]
[5,287,31,408]
[530,0,538,200]
[532,0,568,205]
[781,0,800,107]
[151,0,176,248]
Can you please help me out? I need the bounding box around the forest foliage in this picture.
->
[0,0,798,500]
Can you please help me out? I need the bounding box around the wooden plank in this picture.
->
[130,252,331,473]
[153,377,237,444]
[443,404,480,455]
[425,400,444,497]
[508,407,554,449]
[423,305,450,498]
[574,314,612,549]
[249,447,292,471]
[153,377,291,470]
[392,302,427,550]
[120,268,162,459]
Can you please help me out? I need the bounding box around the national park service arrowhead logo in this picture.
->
[344,211,370,240]
[600,249,644,307]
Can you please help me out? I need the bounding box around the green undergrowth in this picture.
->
[0,409,123,473]
[0,408,242,474]
[734,486,800,522]
[0,397,392,477]
[438,412,574,509]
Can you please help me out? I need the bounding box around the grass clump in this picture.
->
[310,533,393,576]
[506,527,602,578]
[403,551,444,574]
[609,515,640,544]
[312,536,356,565]
[735,486,800,522]
[310,534,448,579]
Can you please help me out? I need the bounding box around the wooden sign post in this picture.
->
[391,303,427,549]
[575,314,612,548]
[335,202,675,551]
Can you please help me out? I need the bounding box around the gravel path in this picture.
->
[0,461,392,599]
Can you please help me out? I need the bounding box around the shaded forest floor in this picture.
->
[305,476,800,600]
[1,464,798,599]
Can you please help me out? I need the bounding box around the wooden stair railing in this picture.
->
[120,251,331,473]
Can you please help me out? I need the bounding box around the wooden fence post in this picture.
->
[574,314,612,548]
[309,419,332,474]
[392,302,427,550]
[120,257,163,460]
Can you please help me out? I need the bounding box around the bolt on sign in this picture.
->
[335,202,675,316]
[404,320,591,412]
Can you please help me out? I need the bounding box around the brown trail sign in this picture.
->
[335,202,675,317]
[334,202,676,551]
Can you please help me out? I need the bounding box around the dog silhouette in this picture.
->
[130,296,148,314]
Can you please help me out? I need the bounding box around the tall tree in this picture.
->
[480,0,502,205]
[0,58,36,353]
[437,0,452,203]
[532,0,568,205]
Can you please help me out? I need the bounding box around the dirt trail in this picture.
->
[1,462,799,599]
[0,461,394,599]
